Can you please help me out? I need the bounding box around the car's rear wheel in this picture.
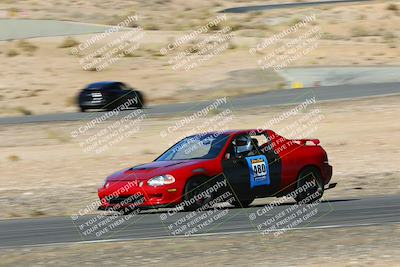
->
[293,167,324,204]
[131,90,144,108]
[183,177,214,211]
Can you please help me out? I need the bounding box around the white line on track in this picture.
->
[2,221,399,249]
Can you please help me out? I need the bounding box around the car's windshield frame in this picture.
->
[155,133,230,161]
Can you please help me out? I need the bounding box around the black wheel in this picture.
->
[183,177,214,211]
[105,100,120,111]
[105,105,115,111]
[228,197,254,208]
[131,90,144,108]
[129,97,142,108]
[293,167,324,204]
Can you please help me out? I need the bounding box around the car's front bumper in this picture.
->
[98,181,183,210]
[79,100,108,109]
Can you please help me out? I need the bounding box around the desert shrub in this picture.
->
[15,107,32,115]
[65,96,77,107]
[227,42,238,50]
[386,4,398,11]
[288,17,302,26]
[358,14,367,20]
[7,49,19,57]
[8,155,20,161]
[17,40,38,53]
[351,26,372,37]
[58,37,79,48]
[383,32,396,42]
[144,23,160,30]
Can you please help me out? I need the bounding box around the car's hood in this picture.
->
[106,160,205,181]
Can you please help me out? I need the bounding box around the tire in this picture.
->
[132,91,144,108]
[182,177,214,211]
[130,97,142,108]
[105,105,115,111]
[228,197,254,208]
[293,167,324,204]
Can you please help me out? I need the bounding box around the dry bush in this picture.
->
[6,49,19,57]
[65,96,77,107]
[30,210,46,217]
[227,42,238,50]
[351,26,373,37]
[143,23,160,30]
[383,32,396,42]
[17,40,38,53]
[84,66,98,71]
[46,130,71,143]
[7,155,20,161]
[386,3,398,11]
[14,107,32,115]
[58,37,79,48]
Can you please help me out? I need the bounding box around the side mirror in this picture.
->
[224,153,231,160]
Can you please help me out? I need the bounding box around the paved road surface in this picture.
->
[0,195,398,248]
[1,82,400,124]
[0,19,111,41]
[221,0,371,13]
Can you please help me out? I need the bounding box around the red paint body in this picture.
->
[98,129,333,209]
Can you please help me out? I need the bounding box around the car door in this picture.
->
[117,83,140,107]
[221,134,282,200]
[113,83,129,104]
[221,148,252,200]
[258,133,282,196]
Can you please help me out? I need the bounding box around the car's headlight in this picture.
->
[99,178,108,189]
[147,174,175,187]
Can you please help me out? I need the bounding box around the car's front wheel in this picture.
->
[293,167,324,204]
[131,90,144,108]
[183,177,214,211]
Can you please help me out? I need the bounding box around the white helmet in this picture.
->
[235,136,253,154]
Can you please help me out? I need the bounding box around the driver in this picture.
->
[235,136,258,157]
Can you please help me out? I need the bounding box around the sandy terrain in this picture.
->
[0,95,399,218]
[0,0,399,115]
[0,224,398,266]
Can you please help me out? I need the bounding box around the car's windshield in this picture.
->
[156,133,229,161]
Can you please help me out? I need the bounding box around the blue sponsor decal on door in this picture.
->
[246,155,270,188]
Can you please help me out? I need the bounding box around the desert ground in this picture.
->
[0,0,399,116]
[0,94,399,218]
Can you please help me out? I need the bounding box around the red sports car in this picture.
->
[98,129,334,213]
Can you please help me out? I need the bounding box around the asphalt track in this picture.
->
[1,82,400,125]
[0,195,398,248]
[221,0,371,13]
[0,19,111,41]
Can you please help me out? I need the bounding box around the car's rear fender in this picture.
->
[296,163,332,187]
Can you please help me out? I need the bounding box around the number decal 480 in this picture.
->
[246,155,270,188]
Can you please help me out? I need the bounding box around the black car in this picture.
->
[78,81,144,112]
